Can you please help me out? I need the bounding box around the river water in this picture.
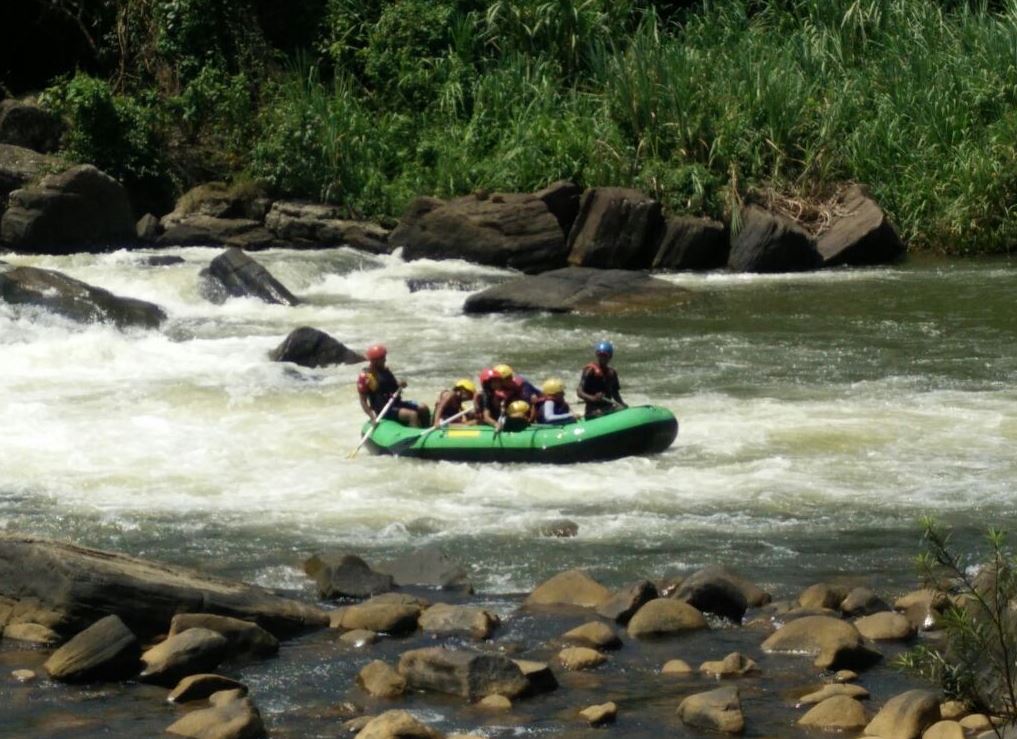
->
[1,247,1015,735]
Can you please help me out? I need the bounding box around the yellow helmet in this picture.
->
[454,378,477,395]
[493,363,514,380]
[542,377,565,396]
[507,400,530,419]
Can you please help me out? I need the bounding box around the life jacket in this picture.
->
[580,362,619,398]
[357,366,399,413]
[536,395,572,424]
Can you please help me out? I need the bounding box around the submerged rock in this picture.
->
[270,327,365,368]
[0,266,166,329]
[198,247,300,306]
[0,534,328,638]
[169,674,249,703]
[304,553,394,600]
[376,544,472,591]
[463,266,689,315]
[677,686,745,734]
[761,615,881,670]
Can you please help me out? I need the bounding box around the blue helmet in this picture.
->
[595,340,614,356]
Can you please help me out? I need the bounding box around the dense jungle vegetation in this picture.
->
[4,0,1017,253]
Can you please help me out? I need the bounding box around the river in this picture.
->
[1,247,1015,735]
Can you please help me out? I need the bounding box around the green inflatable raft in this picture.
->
[362,405,678,463]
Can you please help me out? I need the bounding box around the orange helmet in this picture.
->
[479,368,499,385]
[366,344,387,361]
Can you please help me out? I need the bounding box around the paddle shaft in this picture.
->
[348,390,401,459]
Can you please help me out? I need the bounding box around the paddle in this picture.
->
[390,407,472,456]
[348,390,401,459]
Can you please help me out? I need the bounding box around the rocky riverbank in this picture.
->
[0,533,998,738]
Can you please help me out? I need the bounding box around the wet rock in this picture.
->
[512,659,558,696]
[818,185,905,267]
[895,590,948,632]
[535,180,582,237]
[699,652,759,678]
[145,255,185,267]
[198,247,300,306]
[12,669,36,682]
[676,565,770,622]
[306,553,394,600]
[340,629,379,647]
[0,144,58,224]
[798,695,868,730]
[662,659,693,675]
[390,191,567,274]
[854,611,915,641]
[841,587,890,617]
[418,603,499,640]
[627,598,708,638]
[557,646,607,671]
[3,621,60,645]
[652,216,728,271]
[526,569,611,609]
[561,621,621,650]
[799,583,848,610]
[265,201,390,253]
[333,597,421,635]
[169,614,279,659]
[353,709,442,739]
[2,165,135,251]
[165,688,266,739]
[169,674,248,703]
[270,327,365,368]
[834,670,859,683]
[0,534,328,638]
[344,715,375,734]
[580,701,618,726]
[923,720,965,739]
[358,660,406,698]
[677,686,745,734]
[0,266,166,329]
[160,215,280,250]
[464,266,688,315]
[164,182,270,223]
[136,213,161,242]
[728,204,821,273]
[140,628,229,685]
[376,545,471,591]
[596,580,657,624]
[478,694,511,711]
[537,519,579,538]
[797,683,869,705]
[0,100,64,153]
[397,646,528,700]
[938,701,967,721]
[566,187,664,269]
[959,713,993,732]
[761,615,882,670]
[43,614,141,682]
[864,689,940,739]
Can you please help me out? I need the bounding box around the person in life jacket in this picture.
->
[536,377,575,425]
[356,344,430,427]
[475,367,503,427]
[433,378,477,428]
[503,399,532,432]
[577,340,626,419]
[492,363,540,408]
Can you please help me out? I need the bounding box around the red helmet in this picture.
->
[366,344,387,361]
[479,367,500,385]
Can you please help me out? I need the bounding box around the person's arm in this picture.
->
[610,373,626,406]
[358,391,375,421]
[542,399,574,423]
[432,391,451,428]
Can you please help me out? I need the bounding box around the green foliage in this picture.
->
[41,72,173,211]
[896,518,1017,730]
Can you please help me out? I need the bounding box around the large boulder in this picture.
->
[0,534,329,638]
[652,216,728,271]
[0,266,166,329]
[265,201,390,253]
[139,628,230,685]
[728,204,821,273]
[525,569,611,609]
[818,185,905,266]
[163,182,272,223]
[269,327,364,368]
[596,580,658,624]
[677,686,745,734]
[168,613,279,659]
[389,191,568,274]
[463,266,689,315]
[864,689,941,739]
[797,695,868,730]
[333,595,422,635]
[198,248,300,306]
[0,100,64,153]
[304,553,394,600]
[1,164,135,251]
[43,614,141,682]
[761,615,882,670]
[675,565,770,622]
[0,144,58,223]
[418,603,499,640]
[566,187,664,269]
[159,215,280,250]
[627,598,708,638]
[397,646,528,700]
[534,180,582,237]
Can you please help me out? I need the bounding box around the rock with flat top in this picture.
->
[169,613,279,659]
[140,628,229,685]
[817,185,905,267]
[419,603,499,640]
[677,686,744,734]
[761,615,882,670]
[728,204,821,273]
[265,201,390,253]
[43,614,140,682]
[333,597,421,635]
[855,611,915,641]
[165,688,266,739]
[3,622,60,645]
[580,701,618,726]
[358,660,406,698]
[557,646,606,671]
[377,545,471,591]
[513,659,557,696]
[397,647,527,700]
